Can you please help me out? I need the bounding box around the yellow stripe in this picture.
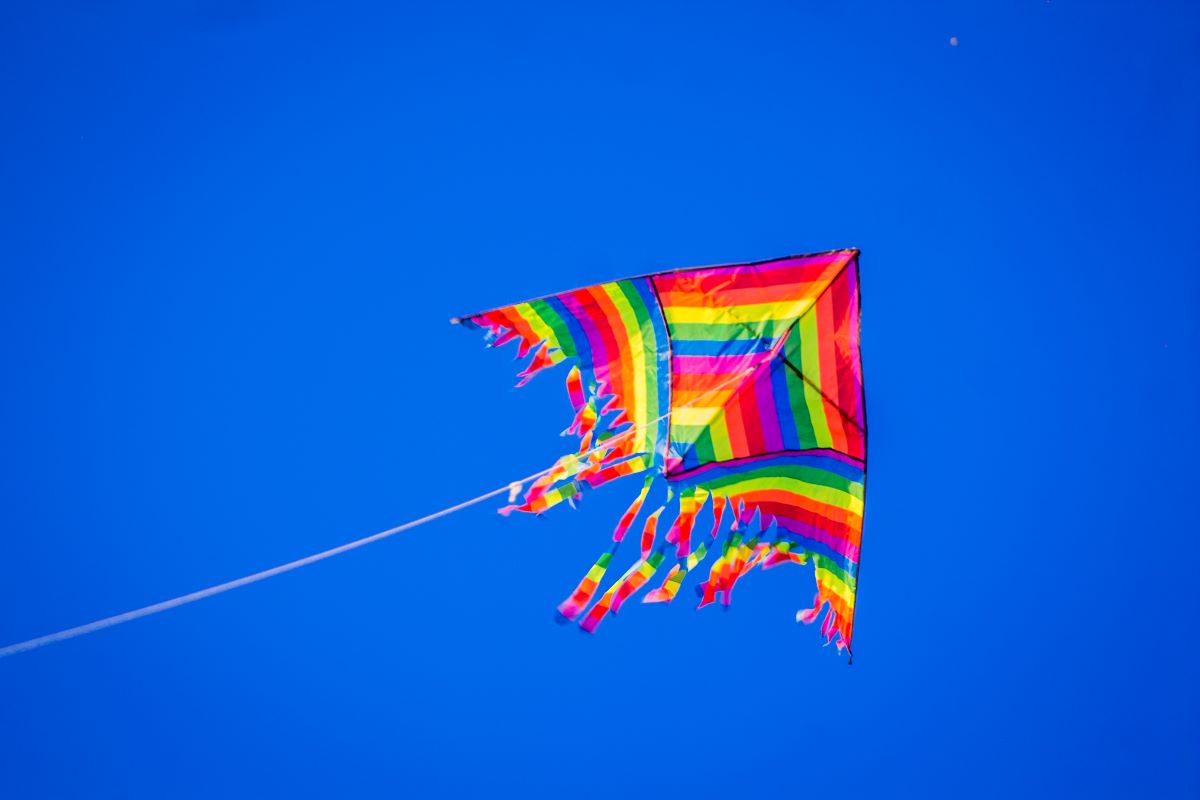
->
[602,283,650,453]
[662,299,815,326]
[814,568,855,608]
[672,406,722,427]
[519,303,559,347]
[709,411,734,461]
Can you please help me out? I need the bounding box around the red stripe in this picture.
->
[722,399,750,460]
[739,376,768,458]
[741,496,862,549]
[568,288,623,394]
[654,255,849,298]
[480,309,539,348]
[814,288,848,454]
[585,286,640,428]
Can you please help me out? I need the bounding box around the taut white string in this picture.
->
[0,365,758,659]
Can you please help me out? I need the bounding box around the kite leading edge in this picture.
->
[455,249,865,655]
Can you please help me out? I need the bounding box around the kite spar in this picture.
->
[457,248,867,653]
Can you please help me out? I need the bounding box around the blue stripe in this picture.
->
[670,337,779,357]
[770,357,802,451]
[532,296,585,360]
[539,296,602,386]
[671,452,864,486]
[773,530,858,579]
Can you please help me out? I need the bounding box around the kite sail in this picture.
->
[454,249,866,654]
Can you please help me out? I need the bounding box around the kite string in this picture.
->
[0,364,759,660]
[0,484,514,659]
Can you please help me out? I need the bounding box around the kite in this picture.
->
[454,249,866,654]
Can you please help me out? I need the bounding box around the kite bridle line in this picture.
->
[0,363,763,660]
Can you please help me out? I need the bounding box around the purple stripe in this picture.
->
[774,517,859,561]
[557,292,613,386]
[846,274,866,429]
[673,353,771,375]
[666,448,865,482]
[752,368,785,452]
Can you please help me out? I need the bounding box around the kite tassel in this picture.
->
[639,506,665,559]
[564,365,585,411]
[489,328,520,349]
[609,550,663,615]
[643,563,685,604]
[556,548,615,622]
[611,476,653,543]
[515,341,561,387]
[820,606,838,641]
[710,495,728,539]
[795,593,823,624]
[577,547,667,633]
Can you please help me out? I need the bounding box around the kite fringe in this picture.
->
[564,483,850,651]
[555,476,652,622]
[465,318,655,518]
[461,316,852,650]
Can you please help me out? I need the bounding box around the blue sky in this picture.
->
[1,2,1197,797]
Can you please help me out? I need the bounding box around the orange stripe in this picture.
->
[673,373,741,393]
[736,487,862,517]
[817,585,855,631]
[485,308,542,350]
[745,492,862,531]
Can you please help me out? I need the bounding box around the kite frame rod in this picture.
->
[449,247,860,324]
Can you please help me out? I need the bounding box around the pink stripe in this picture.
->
[846,270,865,429]
[675,253,847,283]
[673,352,773,375]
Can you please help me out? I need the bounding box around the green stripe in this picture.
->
[695,465,863,499]
[686,427,716,466]
[813,554,856,589]
[794,312,831,446]
[781,348,819,447]
[668,319,794,341]
[525,300,577,356]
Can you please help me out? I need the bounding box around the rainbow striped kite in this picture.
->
[454,249,866,654]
